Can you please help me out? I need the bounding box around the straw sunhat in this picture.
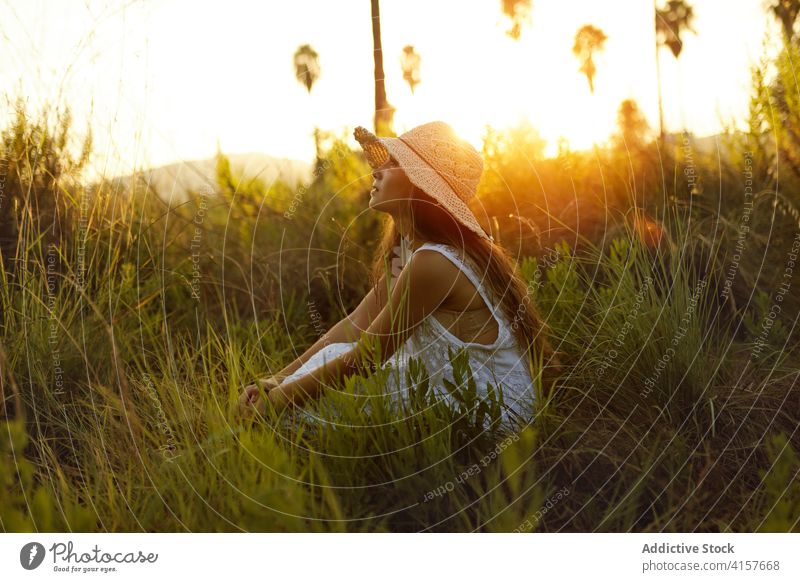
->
[354,121,492,241]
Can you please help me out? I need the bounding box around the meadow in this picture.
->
[2,41,800,533]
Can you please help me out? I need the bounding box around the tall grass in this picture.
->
[1,95,798,532]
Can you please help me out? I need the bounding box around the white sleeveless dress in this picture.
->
[279,242,537,430]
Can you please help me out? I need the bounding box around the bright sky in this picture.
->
[0,0,784,179]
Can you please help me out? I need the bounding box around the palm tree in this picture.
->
[654,0,697,139]
[400,45,421,95]
[500,0,533,39]
[293,44,320,94]
[293,44,324,170]
[767,0,800,40]
[572,25,607,94]
[371,0,395,135]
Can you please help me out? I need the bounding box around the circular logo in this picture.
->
[20,542,46,570]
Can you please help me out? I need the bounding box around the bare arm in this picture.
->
[267,250,453,408]
[274,274,389,378]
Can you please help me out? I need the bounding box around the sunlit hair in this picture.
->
[369,183,561,389]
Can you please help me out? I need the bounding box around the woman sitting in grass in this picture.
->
[238,121,559,429]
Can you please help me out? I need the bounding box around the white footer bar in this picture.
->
[1,533,797,581]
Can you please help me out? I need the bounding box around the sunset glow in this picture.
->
[0,0,784,176]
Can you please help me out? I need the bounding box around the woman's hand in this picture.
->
[237,376,284,419]
[257,376,284,390]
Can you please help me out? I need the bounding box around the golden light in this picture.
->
[0,0,781,176]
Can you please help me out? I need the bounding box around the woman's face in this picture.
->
[369,155,414,216]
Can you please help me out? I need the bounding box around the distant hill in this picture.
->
[101,133,742,203]
[107,153,313,203]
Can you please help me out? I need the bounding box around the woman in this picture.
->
[238,121,559,428]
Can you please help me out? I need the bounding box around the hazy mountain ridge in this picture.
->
[103,133,734,203]
[108,153,313,202]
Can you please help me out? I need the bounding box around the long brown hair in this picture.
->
[369,185,561,389]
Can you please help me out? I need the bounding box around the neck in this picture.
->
[394,214,427,251]
[400,231,429,253]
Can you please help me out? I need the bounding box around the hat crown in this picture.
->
[397,121,483,203]
[353,120,492,240]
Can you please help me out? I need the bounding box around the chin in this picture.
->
[368,196,388,213]
[369,194,403,219]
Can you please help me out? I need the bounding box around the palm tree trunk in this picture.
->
[313,127,323,175]
[370,0,394,135]
[654,0,665,141]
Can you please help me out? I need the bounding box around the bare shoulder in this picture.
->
[386,248,461,317]
[409,247,457,270]
[406,249,459,290]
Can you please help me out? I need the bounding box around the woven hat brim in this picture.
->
[381,137,490,240]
